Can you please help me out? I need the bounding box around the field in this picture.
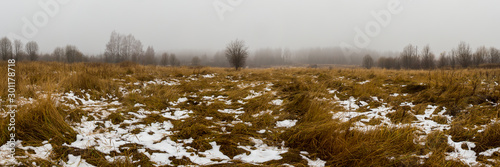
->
[1,61,500,166]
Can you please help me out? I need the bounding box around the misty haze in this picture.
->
[1,0,500,166]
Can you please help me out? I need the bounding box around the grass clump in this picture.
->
[474,122,500,153]
[9,97,76,146]
[173,123,211,140]
[283,121,420,166]
[106,112,125,124]
[386,106,418,124]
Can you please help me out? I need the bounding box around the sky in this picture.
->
[1,0,499,55]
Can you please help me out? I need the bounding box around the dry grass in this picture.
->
[1,61,500,166]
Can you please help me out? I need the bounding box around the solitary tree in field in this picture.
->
[362,54,373,69]
[225,39,248,70]
[0,37,12,60]
[26,41,39,61]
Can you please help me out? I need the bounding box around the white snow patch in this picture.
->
[234,138,288,163]
[65,154,95,167]
[445,136,478,166]
[300,153,326,167]
[218,108,245,114]
[0,142,19,166]
[276,120,298,128]
[479,147,500,156]
[270,99,283,106]
[202,74,215,78]
[19,141,53,160]
[337,96,359,111]
[358,80,370,84]
[162,109,193,120]
[390,93,399,97]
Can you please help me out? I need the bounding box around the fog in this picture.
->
[1,0,499,55]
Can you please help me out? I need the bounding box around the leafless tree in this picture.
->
[362,54,373,69]
[489,47,500,64]
[26,41,39,61]
[160,53,169,66]
[143,46,155,65]
[449,49,456,69]
[105,31,143,63]
[169,54,179,66]
[0,37,13,60]
[420,45,435,69]
[456,41,472,68]
[65,45,82,63]
[120,34,133,61]
[131,39,143,63]
[400,44,419,69]
[437,52,448,69]
[282,48,291,64]
[473,46,487,67]
[191,56,200,66]
[105,31,122,63]
[225,39,248,70]
[13,40,23,60]
[53,47,65,62]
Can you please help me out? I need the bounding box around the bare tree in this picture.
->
[420,45,435,69]
[362,54,373,69]
[225,39,248,70]
[191,56,200,66]
[26,41,39,61]
[105,31,122,63]
[169,54,179,66]
[65,45,82,63]
[489,47,500,64]
[472,46,487,67]
[120,34,133,61]
[53,47,65,62]
[437,52,448,69]
[0,37,13,60]
[131,39,143,63]
[13,40,23,60]
[449,49,456,69]
[143,46,155,65]
[282,48,292,64]
[400,44,419,69]
[160,53,169,66]
[456,41,472,68]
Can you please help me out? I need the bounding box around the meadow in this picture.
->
[0,61,499,166]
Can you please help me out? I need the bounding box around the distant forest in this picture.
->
[1,31,499,69]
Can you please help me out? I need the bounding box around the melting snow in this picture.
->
[276,120,298,128]
[270,99,283,106]
[446,136,478,166]
[234,138,288,163]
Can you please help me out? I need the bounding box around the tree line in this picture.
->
[2,31,498,70]
[371,42,500,69]
[0,31,381,67]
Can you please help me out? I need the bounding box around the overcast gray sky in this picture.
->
[1,0,499,55]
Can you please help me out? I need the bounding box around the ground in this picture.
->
[0,62,500,166]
